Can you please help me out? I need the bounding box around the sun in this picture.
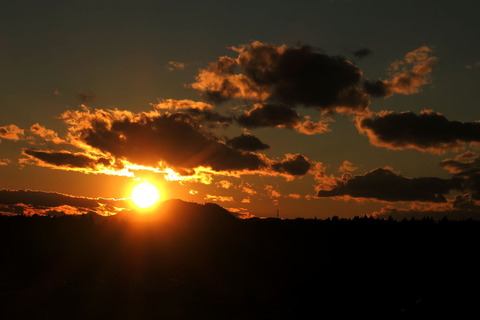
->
[131,182,160,209]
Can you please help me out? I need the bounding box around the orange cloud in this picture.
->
[265,185,281,198]
[166,61,186,71]
[338,160,359,173]
[364,46,438,97]
[0,124,24,141]
[217,180,233,189]
[151,98,213,111]
[206,194,234,202]
[226,207,253,219]
[30,123,65,144]
[240,185,257,195]
[294,118,332,135]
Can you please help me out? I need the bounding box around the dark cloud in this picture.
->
[357,110,480,153]
[363,79,390,97]
[363,46,438,98]
[441,152,480,199]
[237,103,300,129]
[272,154,311,176]
[152,99,232,128]
[192,41,370,114]
[23,149,113,169]
[317,168,459,202]
[226,133,270,151]
[64,109,267,173]
[0,189,126,216]
[353,48,372,59]
[185,108,233,128]
[236,103,331,135]
[374,194,480,221]
[77,90,96,103]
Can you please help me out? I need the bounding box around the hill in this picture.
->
[0,202,479,318]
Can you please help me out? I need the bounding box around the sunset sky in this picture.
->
[2,0,480,219]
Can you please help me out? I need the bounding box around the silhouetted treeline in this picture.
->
[0,201,479,319]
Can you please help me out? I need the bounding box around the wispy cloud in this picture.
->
[364,46,438,97]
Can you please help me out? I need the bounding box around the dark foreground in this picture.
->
[1,200,479,319]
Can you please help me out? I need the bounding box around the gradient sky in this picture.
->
[2,0,480,219]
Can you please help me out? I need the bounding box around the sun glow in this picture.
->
[131,182,160,208]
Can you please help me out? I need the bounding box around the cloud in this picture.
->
[192,41,370,114]
[240,185,257,195]
[13,103,315,182]
[226,207,252,219]
[466,62,480,70]
[61,107,266,173]
[166,61,186,71]
[364,46,438,97]
[294,118,331,135]
[357,110,480,153]
[237,103,330,135]
[440,152,480,198]
[0,158,11,166]
[217,180,233,189]
[77,90,96,103]
[353,48,372,59]
[317,167,459,202]
[152,99,213,111]
[338,160,359,173]
[152,99,232,128]
[264,185,281,198]
[30,123,65,144]
[205,194,234,202]
[373,194,480,220]
[237,103,301,129]
[0,124,24,141]
[287,193,301,199]
[0,189,127,216]
[272,154,311,177]
[21,149,115,172]
[226,133,270,151]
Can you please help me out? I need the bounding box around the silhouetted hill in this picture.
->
[115,199,237,234]
[0,206,479,319]
[154,198,237,223]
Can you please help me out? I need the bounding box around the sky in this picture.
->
[2,0,480,219]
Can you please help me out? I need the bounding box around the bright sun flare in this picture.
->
[131,182,160,208]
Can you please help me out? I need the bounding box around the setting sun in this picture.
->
[131,182,160,208]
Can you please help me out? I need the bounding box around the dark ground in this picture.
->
[1,200,479,319]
